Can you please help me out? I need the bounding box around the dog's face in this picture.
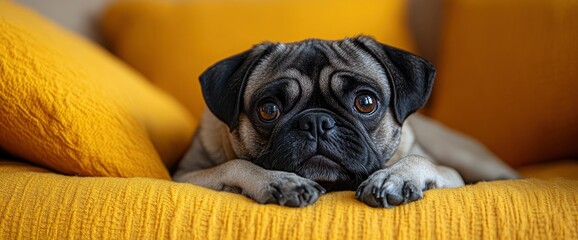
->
[200,36,435,191]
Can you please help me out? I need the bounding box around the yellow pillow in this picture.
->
[429,0,578,167]
[101,0,415,118]
[0,1,196,179]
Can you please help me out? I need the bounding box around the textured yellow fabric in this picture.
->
[1,160,577,239]
[429,0,578,167]
[0,1,196,178]
[101,0,415,118]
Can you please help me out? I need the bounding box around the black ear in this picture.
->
[199,45,273,130]
[352,36,436,124]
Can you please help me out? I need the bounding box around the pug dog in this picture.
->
[173,36,518,208]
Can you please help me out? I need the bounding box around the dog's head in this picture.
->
[200,36,435,190]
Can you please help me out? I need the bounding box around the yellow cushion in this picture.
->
[428,0,578,167]
[1,160,577,239]
[0,1,196,179]
[518,160,578,180]
[101,0,415,118]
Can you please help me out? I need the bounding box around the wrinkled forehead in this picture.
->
[244,39,388,105]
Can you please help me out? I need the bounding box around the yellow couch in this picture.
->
[1,0,577,239]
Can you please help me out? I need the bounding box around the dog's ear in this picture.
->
[352,36,436,124]
[199,44,274,130]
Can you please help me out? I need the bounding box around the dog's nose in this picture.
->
[298,113,335,139]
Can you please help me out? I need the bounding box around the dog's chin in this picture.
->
[296,155,349,182]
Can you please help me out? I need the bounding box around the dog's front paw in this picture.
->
[249,172,326,207]
[355,156,440,208]
[355,169,431,208]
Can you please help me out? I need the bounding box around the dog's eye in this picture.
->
[257,102,280,122]
[354,94,376,114]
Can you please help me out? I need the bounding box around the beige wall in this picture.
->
[15,0,116,43]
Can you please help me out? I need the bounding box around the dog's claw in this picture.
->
[403,181,423,202]
[355,183,366,199]
[314,184,327,194]
[271,188,283,200]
